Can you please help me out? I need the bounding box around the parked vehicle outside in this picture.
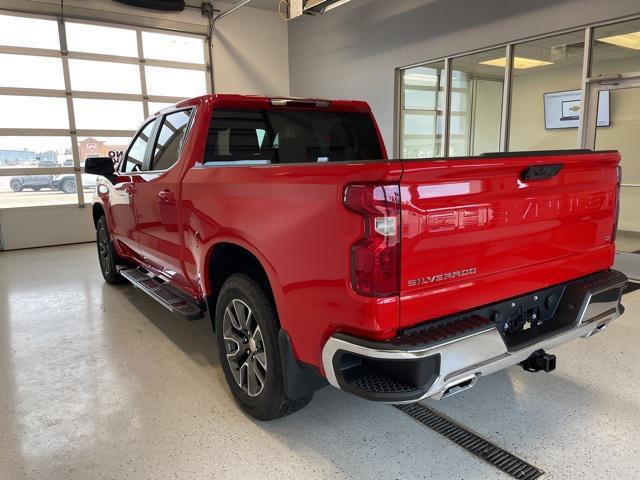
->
[9,175,54,192]
[37,159,59,167]
[51,173,98,194]
[88,94,628,421]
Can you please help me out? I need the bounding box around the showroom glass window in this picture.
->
[448,48,505,156]
[508,31,585,151]
[400,61,446,158]
[0,11,210,210]
[592,18,640,76]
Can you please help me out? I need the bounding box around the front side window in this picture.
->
[150,109,192,171]
[122,120,156,173]
[203,109,382,165]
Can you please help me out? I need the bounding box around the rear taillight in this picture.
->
[612,165,621,243]
[343,184,400,297]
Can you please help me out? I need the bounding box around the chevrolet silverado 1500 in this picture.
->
[87,94,628,420]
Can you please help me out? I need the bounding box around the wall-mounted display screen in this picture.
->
[543,89,610,129]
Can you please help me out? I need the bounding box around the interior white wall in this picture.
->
[288,0,640,154]
[212,1,290,96]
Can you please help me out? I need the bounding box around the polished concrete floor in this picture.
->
[1,243,639,480]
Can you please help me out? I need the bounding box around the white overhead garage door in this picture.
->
[0,10,211,250]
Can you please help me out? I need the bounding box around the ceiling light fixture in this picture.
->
[320,0,351,12]
[598,31,640,50]
[480,56,554,69]
[304,0,351,14]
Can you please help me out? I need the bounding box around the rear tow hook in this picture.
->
[520,349,556,373]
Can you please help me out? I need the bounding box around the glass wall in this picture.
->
[508,31,585,151]
[592,19,640,76]
[449,48,505,156]
[398,21,640,158]
[0,12,210,211]
[400,61,445,158]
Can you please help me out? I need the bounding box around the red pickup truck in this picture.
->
[87,94,627,420]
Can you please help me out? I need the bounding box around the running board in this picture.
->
[118,267,204,321]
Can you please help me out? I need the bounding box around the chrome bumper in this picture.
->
[322,270,628,404]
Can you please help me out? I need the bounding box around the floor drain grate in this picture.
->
[395,403,544,480]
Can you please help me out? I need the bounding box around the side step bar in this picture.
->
[118,266,204,321]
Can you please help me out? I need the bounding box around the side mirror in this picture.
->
[84,156,115,176]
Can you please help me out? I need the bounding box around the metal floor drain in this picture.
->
[395,403,544,480]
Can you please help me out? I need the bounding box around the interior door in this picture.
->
[134,109,194,290]
[585,78,640,281]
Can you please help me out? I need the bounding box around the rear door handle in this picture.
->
[158,189,175,202]
[520,164,563,181]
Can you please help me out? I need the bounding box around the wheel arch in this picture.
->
[206,242,278,325]
[92,202,106,227]
[206,241,327,399]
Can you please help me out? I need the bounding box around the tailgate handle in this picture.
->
[520,164,563,181]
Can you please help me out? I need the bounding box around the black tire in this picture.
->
[96,216,127,284]
[10,180,23,192]
[61,178,76,194]
[215,274,312,420]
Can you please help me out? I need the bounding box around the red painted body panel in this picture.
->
[398,152,619,328]
[93,94,620,376]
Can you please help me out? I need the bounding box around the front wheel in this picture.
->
[215,274,312,420]
[96,216,126,284]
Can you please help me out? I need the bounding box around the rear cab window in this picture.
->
[203,109,382,166]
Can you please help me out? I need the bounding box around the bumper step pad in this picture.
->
[118,267,204,321]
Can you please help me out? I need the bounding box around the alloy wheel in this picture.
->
[97,226,112,277]
[223,298,267,397]
[62,179,76,194]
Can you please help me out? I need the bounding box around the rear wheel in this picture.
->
[96,216,126,284]
[61,178,76,194]
[215,274,312,420]
[10,180,22,192]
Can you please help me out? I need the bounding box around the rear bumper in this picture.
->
[321,269,628,403]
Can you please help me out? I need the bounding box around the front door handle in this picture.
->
[116,183,135,194]
[158,189,175,202]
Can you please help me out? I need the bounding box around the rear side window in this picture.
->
[122,119,156,172]
[203,109,382,165]
[150,109,192,171]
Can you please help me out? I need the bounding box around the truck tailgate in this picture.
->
[399,151,620,329]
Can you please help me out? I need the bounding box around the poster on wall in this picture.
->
[543,89,610,129]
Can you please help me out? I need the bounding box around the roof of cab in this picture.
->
[168,94,372,114]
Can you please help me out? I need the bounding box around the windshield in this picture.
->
[204,109,382,165]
